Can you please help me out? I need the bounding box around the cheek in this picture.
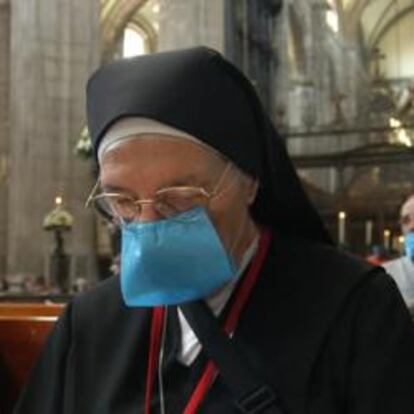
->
[208,198,247,251]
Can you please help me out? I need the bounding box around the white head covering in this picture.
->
[98,117,216,164]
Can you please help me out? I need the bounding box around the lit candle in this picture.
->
[398,235,405,254]
[383,229,391,251]
[365,220,373,246]
[338,211,346,245]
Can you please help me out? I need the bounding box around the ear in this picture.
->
[243,176,259,206]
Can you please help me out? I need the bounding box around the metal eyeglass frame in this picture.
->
[85,163,234,223]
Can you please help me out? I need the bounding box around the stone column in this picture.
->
[309,2,331,127]
[158,0,225,52]
[0,0,10,278]
[8,0,100,282]
[272,0,290,124]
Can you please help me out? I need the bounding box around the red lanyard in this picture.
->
[145,229,272,414]
[145,305,166,414]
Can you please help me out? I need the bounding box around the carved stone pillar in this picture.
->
[0,0,10,278]
[8,0,100,283]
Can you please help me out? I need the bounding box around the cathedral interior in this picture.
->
[1,0,414,294]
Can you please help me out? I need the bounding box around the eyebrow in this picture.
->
[166,174,206,187]
[100,184,134,195]
[100,174,207,195]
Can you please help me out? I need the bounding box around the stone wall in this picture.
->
[158,0,225,52]
[0,0,9,278]
[7,0,100,282]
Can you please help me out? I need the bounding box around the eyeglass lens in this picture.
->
[95,188,210,222]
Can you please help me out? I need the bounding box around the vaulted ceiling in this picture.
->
[341,0,414,44]
[359,0,414,48]
[339,0,414,78]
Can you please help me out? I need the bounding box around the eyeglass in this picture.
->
[85,163,234,223]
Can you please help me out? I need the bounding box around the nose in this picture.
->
[137,202,163,223]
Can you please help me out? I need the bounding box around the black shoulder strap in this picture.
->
[180,301,286,414]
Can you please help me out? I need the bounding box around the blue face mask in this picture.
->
[405,232,414,260]
[120,207,237,307]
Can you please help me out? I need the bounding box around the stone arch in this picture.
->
[343,0,373,43]
[100,0,149,62]
[370,5,414,48]
[128,13,158,52]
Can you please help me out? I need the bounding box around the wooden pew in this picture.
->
[0,302,65,413]
[0,302,65,317]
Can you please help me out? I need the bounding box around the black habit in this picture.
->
[14,234,414,413]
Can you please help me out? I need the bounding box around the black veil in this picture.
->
[86,47,332,245]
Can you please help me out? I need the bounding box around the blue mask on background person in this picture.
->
[120,207,237,307]
[404,232,414,260]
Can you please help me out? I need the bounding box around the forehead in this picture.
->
[99,135,226,188]
[401,196,414,216]
[102,135,223,164]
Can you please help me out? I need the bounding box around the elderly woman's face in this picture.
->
[401,196,414,235]
[99,136,258,263]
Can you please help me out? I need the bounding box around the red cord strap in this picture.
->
[145,306,166,414]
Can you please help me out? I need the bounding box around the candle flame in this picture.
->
[389,117,402,128]
[55,196,63,206]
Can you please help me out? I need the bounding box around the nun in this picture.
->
[15,47,414,414]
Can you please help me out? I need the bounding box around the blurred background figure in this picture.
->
[384,194,414,315]
[366,244,389,266]
[72,277,89,294]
